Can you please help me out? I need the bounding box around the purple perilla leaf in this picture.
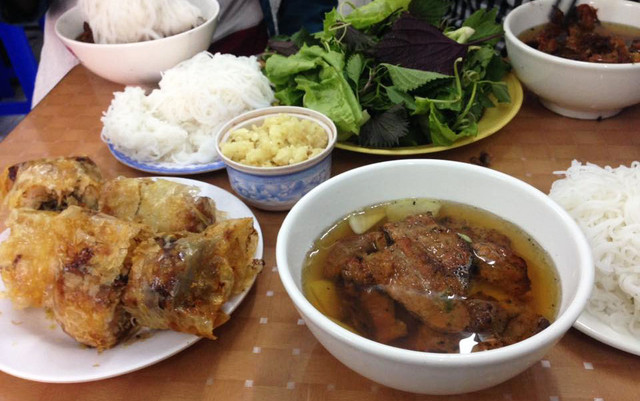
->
[374,14,468,75]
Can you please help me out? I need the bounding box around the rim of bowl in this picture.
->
[276,159,595,366]
[55,0,220,48]
[215,106,338,176]
[504,0,640,70]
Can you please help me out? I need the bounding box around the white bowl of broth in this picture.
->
[276,159,594,395]
[504,0,640,119]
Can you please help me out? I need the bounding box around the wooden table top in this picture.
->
[1,65,639,401]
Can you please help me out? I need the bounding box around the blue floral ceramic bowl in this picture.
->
[215,106,337,211]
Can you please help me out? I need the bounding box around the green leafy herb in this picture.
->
[262,0,511,148]
[385,86,416,110]
[342,0,411,30]
[382,63,451,92]
[342,26,378,53]
[408,0,450,25]
[462,8,504,44]
[346,54,366,88]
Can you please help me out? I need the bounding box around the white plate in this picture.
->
[574,310,640,356]
[107,144,225,175]
[0,177,263,383]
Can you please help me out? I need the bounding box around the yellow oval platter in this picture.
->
[335,73,524,155]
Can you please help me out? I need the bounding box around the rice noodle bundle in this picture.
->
[101,52,275,165]
[78,0,204,44]
[549,160,640,336]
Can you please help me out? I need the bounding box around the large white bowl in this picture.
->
[55,0,220,86]
[504,0,640,119]
[276,160,594,395]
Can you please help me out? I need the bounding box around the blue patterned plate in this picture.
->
[107,143,225,175]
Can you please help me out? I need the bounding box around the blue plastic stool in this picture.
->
[0,22,38,115]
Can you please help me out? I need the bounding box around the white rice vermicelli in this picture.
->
[101,52,275,165]
[549,160,640,336]
[78,0,204,44]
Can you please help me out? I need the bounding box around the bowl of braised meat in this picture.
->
[276,159,594,394]
[504,0,640,119]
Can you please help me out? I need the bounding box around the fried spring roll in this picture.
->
[203,218,263,295]
[51,206,148,351]
[0,156,103,211]
[99,177,220,233]
[0,209,58,309]
[123,219,263,339]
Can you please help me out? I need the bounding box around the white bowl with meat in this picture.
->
[504,0,640,119]
[275,159,594,395]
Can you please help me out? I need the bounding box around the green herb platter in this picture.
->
[335,73,522,155]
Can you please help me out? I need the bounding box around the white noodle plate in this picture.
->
[574,310,640,356]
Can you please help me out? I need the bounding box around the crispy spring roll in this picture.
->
[0,156,103,211]
[51,206,148,351]
[0,209,58,309]
[203,218,263,295]
[123,219,263,339]
[122,232,234,339]
[99,177,221,233]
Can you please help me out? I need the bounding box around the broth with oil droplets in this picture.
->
[302,199,560,354]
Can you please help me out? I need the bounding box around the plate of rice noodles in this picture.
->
[549,160,640,356]
[106,144,225,175]
[101,52,276,175]
[0,161,264,382]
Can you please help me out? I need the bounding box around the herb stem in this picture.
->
[331,22,349,43]
[453,58,463,97]
[459,81,478,122]
[466,32,504,46]
[360,65,380,96]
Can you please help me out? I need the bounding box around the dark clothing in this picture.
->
[0,0,49,24]
[277,0,336,36]
[260,0,337,36]
[208,20,269,56]
[447,0,527,26]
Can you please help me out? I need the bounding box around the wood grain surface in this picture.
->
[1,66,639,401]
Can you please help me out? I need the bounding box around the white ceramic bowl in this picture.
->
[504,0,640,119]
[276,159,594,394]
[215,106,337,211]
[55,0,219,86]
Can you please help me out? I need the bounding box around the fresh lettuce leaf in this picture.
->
[274,86,304,105]
[265,45,364,138]
[343,0,411,29]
